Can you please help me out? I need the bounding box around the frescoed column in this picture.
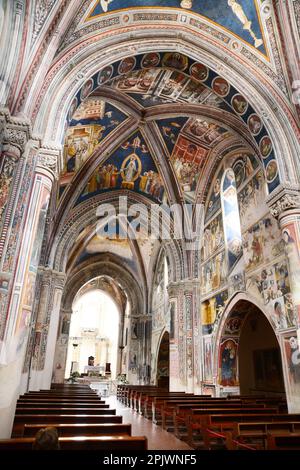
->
[0,112,32,342]
[269,185,300,412]
[29,268,66,390]
[52,308,72,384]
[168,282,181,390]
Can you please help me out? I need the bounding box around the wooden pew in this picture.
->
[228,421,300,450]
[172,402,267,438]
[12,414,123,437]
[15,407,114,415]
[17,403,109,409]
[0,436,148,451]
[186,408,282,447]
[23,423,132,437]
[267,433,300,450]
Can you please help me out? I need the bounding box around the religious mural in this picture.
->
[77,132,165,205]
[203,336,213,382]
[60,98,128,198]
[201,290,229,335]
[219,338,239,386]
[86,1,266,53]
[238,170,268,231]
[201,250,227,296]
[202,213,224,261]
[246,261,297,331]
[283,335,300,395]
[243,216,283,272]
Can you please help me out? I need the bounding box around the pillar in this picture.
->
[268,184,300,412]
[52,308,72,384]
[29,268,66,391]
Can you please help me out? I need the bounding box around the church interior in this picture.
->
[0,0,300,454]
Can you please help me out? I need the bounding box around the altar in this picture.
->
[83,365,104,375]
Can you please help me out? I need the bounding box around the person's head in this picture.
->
[32,427,60,451]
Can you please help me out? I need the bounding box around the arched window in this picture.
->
[221,168,243,272]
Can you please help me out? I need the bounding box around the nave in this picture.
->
[1,383,300,452]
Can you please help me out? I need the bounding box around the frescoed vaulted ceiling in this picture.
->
[85,0,266,54]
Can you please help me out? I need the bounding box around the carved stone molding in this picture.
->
[267,184,300,218]
[0,109,32,153]
[3,127,29,153]
[37,148,59,175]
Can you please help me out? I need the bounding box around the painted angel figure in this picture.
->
[100,0,113,13]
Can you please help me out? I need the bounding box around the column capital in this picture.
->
[38,267,66,289]
[1,109,32,154]
[36,146,61,177]
[267,184,300,219]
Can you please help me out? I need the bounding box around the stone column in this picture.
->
[29,268,66,390]
[168,282,186,391]
[268,184,300,412]
[52,308,72,384]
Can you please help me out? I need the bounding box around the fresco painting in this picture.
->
[243,216,283,273]
[232,152,259,188]
[205,170,222,223]
[87,1,266,53]
[201,290,228,335]
[246,261,297,330]
[219,338,239,386]
[283,335,300,395]
[223,312,244,336]
[60,99,127,194]
[203,336,213,381]
[170,136,208,201]
[156,117,189,155]
[184,118,229,147]
[282,222,300,321]
[228,272,246,296]
[77,132,165,204]
[201,250,227,295]
[202,213,224,261]
[238,170,268,230]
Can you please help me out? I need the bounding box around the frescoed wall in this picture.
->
[200,149,299,394]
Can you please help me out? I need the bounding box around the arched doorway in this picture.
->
[65,289,120,381]
[156,331,170,389]
[218,300,285,398]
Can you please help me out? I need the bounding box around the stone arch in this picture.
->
[213,292,286,395]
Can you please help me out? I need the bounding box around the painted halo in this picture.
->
[265,159,278,183]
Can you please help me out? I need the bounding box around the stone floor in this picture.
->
[106,396,192,450]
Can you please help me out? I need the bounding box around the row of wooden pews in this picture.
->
[117,385,300,450]
[0,383,147,451]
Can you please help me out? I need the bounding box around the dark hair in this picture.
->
[32,427,60,451]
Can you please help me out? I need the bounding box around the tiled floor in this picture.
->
[106,396,192,450]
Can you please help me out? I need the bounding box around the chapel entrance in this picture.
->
[219,300,286,397]
[156,331,170,389]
